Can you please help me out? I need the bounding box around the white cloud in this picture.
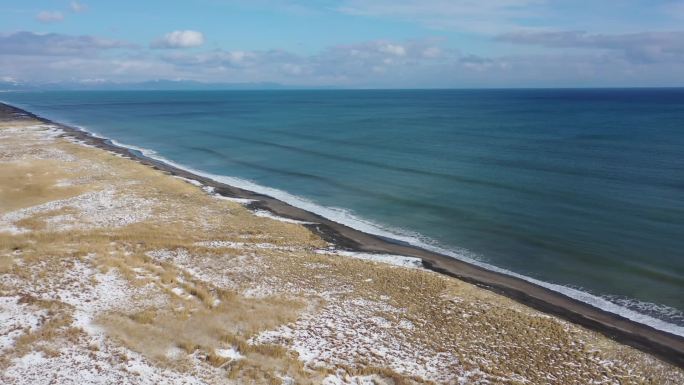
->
[70,1,88,13]
[337,0,545,34]
[422,46,442,58]
[152,30,205,49]
[0,31,129,56]
[158,39,455,85]
[1,76,19,84]
[144,36,684,86]
[498,30,684,63]
[162,49,260,68]
[379,43,406,56]
[2,31,684,88]
[36,11,64,23]
[664,1,684,19]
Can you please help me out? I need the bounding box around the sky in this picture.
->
[1,0,683,88]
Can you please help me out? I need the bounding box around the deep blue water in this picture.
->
[3,89,683,333]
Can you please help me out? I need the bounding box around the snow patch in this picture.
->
[194,240,299,252]
[0,188,155,233]
[2,341,210,385]
[317,249,423,269]
[323,371,388,385]
[253,209,315,225]
[175,176,203,187]
[214,346,243,361]
[0,296,47,353]
[253,297,462,383]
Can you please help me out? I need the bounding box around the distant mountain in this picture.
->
[0,79,333,91]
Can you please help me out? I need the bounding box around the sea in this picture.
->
[2,89,683,335]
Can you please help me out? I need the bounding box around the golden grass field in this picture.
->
[1,117,682,384]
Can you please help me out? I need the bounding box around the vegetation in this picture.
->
[1,118,682,384]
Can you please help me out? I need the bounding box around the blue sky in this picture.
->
[1,0,683,87]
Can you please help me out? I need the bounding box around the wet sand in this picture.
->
[2,101,682,368]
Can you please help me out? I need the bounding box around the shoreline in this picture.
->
[2,102,683,367]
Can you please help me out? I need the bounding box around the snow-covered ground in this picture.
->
[0,188,156,234]
[1,117,682,385]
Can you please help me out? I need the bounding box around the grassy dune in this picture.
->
[0,117,682,384]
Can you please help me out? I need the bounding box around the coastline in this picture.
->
[2,101,683,367]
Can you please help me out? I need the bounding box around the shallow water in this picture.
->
[3,89,683,332]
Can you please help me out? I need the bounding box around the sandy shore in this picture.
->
[1,102,683,384]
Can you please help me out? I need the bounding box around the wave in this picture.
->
[4,99,684,338]
[193,129,550,197]
[82,130,684,338]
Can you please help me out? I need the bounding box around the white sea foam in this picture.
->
[6,104,684,338]
[100,140,684,337]
[201,186,256,204]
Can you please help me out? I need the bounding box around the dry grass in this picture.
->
[0,160,85,212]
[10,297,80,358]
[1,117,682,385]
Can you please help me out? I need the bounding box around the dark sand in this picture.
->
[2,102,682,368]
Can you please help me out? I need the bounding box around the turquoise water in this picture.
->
[3,89,683,333]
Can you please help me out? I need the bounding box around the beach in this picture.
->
[1,102,683,384]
